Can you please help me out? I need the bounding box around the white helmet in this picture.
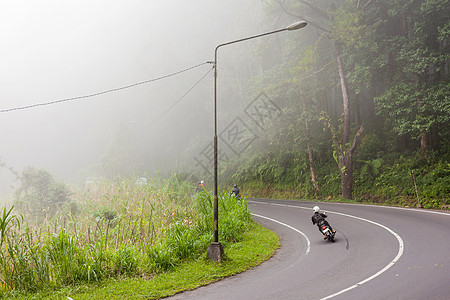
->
[313,206,320,212]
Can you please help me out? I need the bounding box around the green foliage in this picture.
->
[374,81,450,139]
[353,152,450,206]
[193,190,252,244]
[48,228,79,284]
[0,176,255,296]
[165,222,198,260]
[0,206,21,248]
[45,228,108,285]
[147,242,177,272]
[220,0,449,203]
[14,167,72,218]
[359,158,384,180]
[112,245,138,275]
[219,194,251,243]
[192,191,213,233]
[229,151,313,192]
[1,235,38,292]
[0,222,279,300]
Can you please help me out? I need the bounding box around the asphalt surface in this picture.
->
[168,199,450,300]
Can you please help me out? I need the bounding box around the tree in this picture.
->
[204,0,447,200]
[375,81,450,150]
[269,0,366,199]
[322,112,364,199]
[372,0,450,155]
[14,167,72,218]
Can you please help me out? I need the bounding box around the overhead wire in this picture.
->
[0,61,212,113]
[148,65,214,125]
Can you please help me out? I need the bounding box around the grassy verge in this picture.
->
[0,221,279,300]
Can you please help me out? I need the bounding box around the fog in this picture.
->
[0,0,296,197]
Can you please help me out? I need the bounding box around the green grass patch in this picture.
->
[0,221,279,300]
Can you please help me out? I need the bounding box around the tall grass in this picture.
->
[0,175,252,295]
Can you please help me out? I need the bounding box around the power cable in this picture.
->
[148,65,213,125]
[0,61,212,113]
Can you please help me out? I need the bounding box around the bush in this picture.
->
[220,211,247,243]
[166,222,198,260]
[147,242,177,272]
[0,176,255,296]
[112,245,138,275]
[48,228,79,284]
[13,167,72,219]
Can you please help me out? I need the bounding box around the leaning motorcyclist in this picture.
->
[311,206,335,238]
[230,184,240,197]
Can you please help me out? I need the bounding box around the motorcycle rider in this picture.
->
[230,184,240,198]
[197,180,205,192]
[311,206,335,239]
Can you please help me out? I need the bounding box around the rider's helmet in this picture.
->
[234,184,237,188]
[313,206,320,213]
[200,181,204,184]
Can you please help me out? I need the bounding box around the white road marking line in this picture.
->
[250,200,450,217]
[249,201,405,299]
[318,210,404,300]
[324,202,450,216]
[251,213,311,256]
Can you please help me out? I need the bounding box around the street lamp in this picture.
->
[207,21,307,262]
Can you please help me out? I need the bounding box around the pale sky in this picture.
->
[0,0,267,196]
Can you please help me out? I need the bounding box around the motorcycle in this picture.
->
[320,221,335,242]
[231,193,242,201]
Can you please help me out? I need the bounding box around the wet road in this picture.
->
[169,199,450,300]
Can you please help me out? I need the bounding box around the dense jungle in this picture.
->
[211,0,450,208]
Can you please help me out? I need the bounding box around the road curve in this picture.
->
[169,199,450,300]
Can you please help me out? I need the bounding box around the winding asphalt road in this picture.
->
[169,198,450,300]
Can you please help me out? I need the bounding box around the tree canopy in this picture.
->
[14,167,72,218]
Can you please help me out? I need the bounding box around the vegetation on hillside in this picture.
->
[45,0,446,206]
[0,176,254,296]
[214,0,449,205]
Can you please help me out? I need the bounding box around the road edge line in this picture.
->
[250,201,404,300]
[251,213,311,256]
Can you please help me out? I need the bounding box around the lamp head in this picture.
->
[286,21,307,31]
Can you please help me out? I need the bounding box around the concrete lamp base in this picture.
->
[207,242,224,262]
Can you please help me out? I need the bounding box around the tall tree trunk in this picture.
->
[413,75,428,157]
[335,43,356,198]
[275,0,366,200]
[335,44,351,146]
[420,133,427,157]
[324,121,364,200]
[340,153,353,199]
[307,141,320,193]
[354,94,361,126]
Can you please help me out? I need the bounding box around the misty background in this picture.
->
[1,0,448,209]
[0,0,291,197]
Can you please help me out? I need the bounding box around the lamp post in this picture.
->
[207,21,307,262]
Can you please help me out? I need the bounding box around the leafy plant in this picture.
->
[48,228,79,285]
[112,245,138,275]
[147,242,177,272]
[166,222,197,260]
[359,158,384,180]
[0,206,21,247]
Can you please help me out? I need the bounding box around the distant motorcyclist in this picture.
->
[230,184,240,198]
[196,180,205,192]
[311,206,335,239]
